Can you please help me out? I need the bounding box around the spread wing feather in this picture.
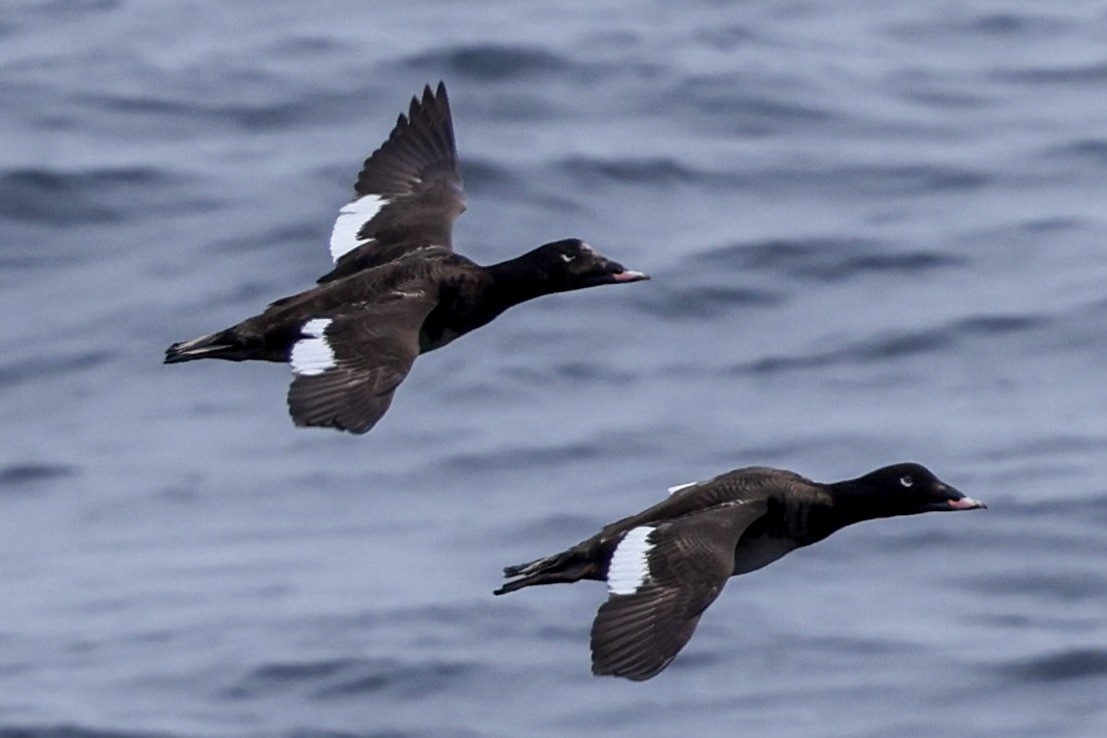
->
[321,82,466,283]
[286,291,438,433]
[590,500,767,680]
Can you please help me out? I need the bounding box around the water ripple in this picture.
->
[673,77,835,130]
[0,167,186,225]
[76,85,371,134]
[703,237,967,282]
[0,462,75,489]
[999,649,1107,682]
[559,156,708,186]
[227,657,478,701]
[405,44,570,81]
[995,62,1107,85]
[437,442,602,472]
[0,726,180,738]
[0,351,115,388]
[966,571,1105,602]
[736,313,1047,374]
[633,283,783,320]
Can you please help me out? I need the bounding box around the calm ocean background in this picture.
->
[2,0,1106,735]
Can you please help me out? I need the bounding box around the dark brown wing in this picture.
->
[320,82,466,283]
[285,291,438,434]
[597,466,814,541]
[590,500,767,681]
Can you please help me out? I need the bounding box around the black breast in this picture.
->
[751,490,841,547]
[417,262,498,353]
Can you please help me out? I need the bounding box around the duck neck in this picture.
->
[484,253,560,310]
[823,478,902,530]
[760,488,845,546]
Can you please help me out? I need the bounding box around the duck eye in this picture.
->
[559,252,576,263]
[899,475,913,488]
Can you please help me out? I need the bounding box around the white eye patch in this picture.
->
[899,475,914,488]
[560,252,576,263]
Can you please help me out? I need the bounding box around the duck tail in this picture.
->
[494,547,594,595]
[164,327,243,364]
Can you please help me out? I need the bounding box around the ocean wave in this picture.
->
[701,237,966,282]
[0,167,186,226]
[456,159,518,193]
[888,9,1069,42]
[0,462,75,488]
[437,441,603,472]
[76,80,373,135]
[458,159,581,211]
[999,648,1107,682]
[671,77,835,128]
[78,92,315,133]
[733,313,1047,375]
[631,283,782,320]
[557,156,991,197]
[498,513,602,544]
[966,571,1105,602]
[404,43,570,81]
[0,350,114,388]
[626,236,960,321]
[559,156,711,186]
[0,725,180,738]
[286,728,481,738]
[503,361,636,384]
[206,223,322,256]
[1042,138,1107,166]
[226,657,478,701]
[994,62,1107,85]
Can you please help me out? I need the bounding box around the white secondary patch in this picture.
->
[329,194,386,262]
[290,318,335,376]
[667,481,699,496]
[607,526,655,595]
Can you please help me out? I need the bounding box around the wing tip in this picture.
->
[409,80,450,122]
[590,650,670,682]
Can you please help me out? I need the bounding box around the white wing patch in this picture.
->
[607,526,655,595]
[290,318,335,376]
[667,481,699,496]
[329,194,386,262]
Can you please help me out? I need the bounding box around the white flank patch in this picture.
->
[329,194,386,262]
[667,481,699,496]
[290,318,335,376]
[607,526,655,595]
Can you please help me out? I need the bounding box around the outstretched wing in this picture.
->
[285,291,438,434]
[320,82,466,284]
[590,500,767,681]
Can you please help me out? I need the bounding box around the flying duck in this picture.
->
[164,83,648,434]
[495,462,986,681]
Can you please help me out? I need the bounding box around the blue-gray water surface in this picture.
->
[2,1,1106,736]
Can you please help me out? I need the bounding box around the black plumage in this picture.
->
[495,462,986,681]
[164,83,648,434]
